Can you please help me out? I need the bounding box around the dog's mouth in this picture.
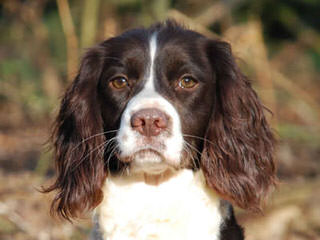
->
[120,148,173,175]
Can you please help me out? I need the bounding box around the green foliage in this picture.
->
[278,124,320,148]
[0,57,50,120]
[233,0,320,43]
[0,216,18,234]
[308,50,320,72]
[1,58,38,81]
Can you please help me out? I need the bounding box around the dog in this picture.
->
[44,20,276,240]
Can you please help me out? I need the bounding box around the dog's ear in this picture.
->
[201,40,276,210]
[43,46,107,220]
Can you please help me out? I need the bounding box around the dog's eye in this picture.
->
[110,76,128,89]
[178,76,198,89]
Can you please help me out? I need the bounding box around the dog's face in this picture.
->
[98,29,214,174]
[46,21,276,220]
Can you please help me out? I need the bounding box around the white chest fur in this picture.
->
[97,170,222,240]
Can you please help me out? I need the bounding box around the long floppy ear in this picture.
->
[43,47,107,220]
[201,40,276,210]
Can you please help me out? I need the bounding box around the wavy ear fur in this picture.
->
[201,40,276,210]
[43,47,107,220]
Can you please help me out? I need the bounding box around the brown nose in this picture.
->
[130,108,169,137]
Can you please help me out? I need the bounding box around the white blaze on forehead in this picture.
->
[117,33,184,171]
[145,33,157,92]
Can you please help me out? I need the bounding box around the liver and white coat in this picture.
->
[45,21,276,240]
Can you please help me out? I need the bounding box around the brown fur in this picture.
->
[201,40,276,210]
[43,21,276,221]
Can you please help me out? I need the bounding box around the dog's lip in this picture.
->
[136,147,163,155]
[128,149,170,174]
[118,147,164,163]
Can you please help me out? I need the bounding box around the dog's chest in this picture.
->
[97,170,222,240]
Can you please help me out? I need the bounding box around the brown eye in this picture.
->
[178,76,198,89]
[110,76,128,89]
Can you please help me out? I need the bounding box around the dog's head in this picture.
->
[45,21,276,220]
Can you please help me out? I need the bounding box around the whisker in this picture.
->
[105,142,120,172]
[71,141,107,172]
[105,136,118,153]
[183,140,202,156]
[183,134,216,146]
[71,137,117,171]
[182,142,198,169]
[100,137,118,162]
[70,130,118,153]
[120,164,130,177]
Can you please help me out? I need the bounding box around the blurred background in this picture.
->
[0,0,320,239]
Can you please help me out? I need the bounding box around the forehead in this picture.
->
[104,26,208,66]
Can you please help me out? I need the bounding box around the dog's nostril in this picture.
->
[130,108,168,137]
[131,117,145,128]
[154,118,167,128]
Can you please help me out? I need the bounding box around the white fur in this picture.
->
[117,34,184,173]
[97,170,222,240]
[103,34,222,240]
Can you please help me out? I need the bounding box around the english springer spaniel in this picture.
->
[45,21,276,240]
